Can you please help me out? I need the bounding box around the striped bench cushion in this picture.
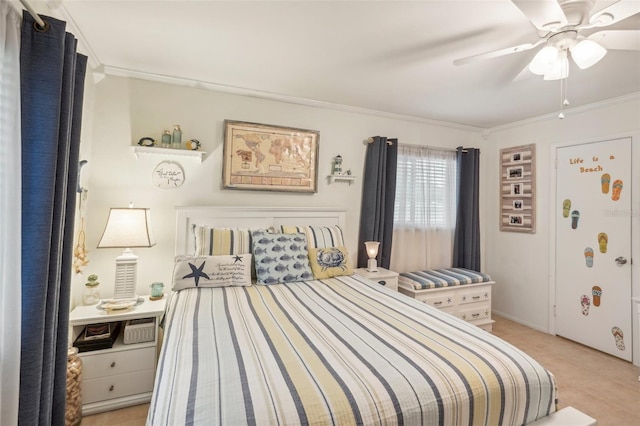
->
[399,267,492,290]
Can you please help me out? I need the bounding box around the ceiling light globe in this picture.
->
[571,39,607,70]
[529,46,558,75]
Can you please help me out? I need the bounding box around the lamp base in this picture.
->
[367,258,379,272]
[114,249,138,299]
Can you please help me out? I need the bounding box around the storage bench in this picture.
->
[398,268,495,331]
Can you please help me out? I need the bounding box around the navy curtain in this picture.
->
[453,147,481,271]
[357,137,398,269]
[19,12,87,425]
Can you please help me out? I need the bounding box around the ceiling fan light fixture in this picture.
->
[528,45,559,75]
[543,51,569,80]
[571,39,607,69]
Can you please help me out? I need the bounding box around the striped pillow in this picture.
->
[279,225,345,249]
[193,226,254,256]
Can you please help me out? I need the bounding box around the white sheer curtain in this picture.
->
[390,144,457,273]
[0,2,22,425]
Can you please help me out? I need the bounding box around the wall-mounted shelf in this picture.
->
[131,146,206,162]
[327,174,356,185]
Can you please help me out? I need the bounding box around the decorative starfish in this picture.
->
[183,261,209,287]
[233,255,243,264]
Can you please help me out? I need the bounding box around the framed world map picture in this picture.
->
[222,120,319,193]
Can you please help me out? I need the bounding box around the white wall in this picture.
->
[78,76,481,304]
[483,96,640,343]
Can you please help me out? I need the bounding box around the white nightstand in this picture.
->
[355,267,399,292]
[69,296,166,415]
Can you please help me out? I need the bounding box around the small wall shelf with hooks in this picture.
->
[327,174,357,185]
[131,146,206,162]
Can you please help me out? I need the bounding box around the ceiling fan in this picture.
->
[454,0,640,80]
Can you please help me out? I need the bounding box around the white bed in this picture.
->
[146,206,593,426]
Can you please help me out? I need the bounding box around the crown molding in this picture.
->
[46,1,102,70]
[487,91,640,135]
[100,65,484,134]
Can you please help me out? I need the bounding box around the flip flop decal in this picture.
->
[611,327,625,351]
[580,295,591,316]
[584,247,594,268]
[592,286,602,307]
[598,232,608,253]
[571,210,580,229]
[562,199,571,218]
[601,173,610,194]
[612,179,623,201]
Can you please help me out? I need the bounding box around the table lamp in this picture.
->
[365,241,380,272]
[98,206,155,299]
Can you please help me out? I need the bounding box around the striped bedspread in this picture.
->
[399,268,493,290]
[147,275,555,426]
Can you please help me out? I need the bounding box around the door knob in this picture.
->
[615,256,628,265]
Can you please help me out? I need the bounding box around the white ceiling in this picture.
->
[53,0,640,129]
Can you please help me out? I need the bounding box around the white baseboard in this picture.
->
[492,309,551,334]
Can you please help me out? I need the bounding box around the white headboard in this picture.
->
[175,206,347,255]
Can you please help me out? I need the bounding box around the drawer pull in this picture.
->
[472,296,480,300]
[472,313,480,318]
[109,385,114,392]
[110,362,116,368]
[378,280,386,286]
[433,301,443,306]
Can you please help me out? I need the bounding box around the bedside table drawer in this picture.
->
[83,369,155,404]
[82,347,156,380]
[374,276,398,291]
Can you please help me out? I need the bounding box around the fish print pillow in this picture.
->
[251,230,314,285]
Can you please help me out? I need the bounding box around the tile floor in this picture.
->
[82,315,640,425]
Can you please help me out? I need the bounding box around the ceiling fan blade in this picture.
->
[588,30,640,50]
[511,0,567,30]
[589,0,621,16]
[453,41,544,66]
[589,0,640,27]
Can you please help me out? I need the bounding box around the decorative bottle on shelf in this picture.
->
[172,125,182,149]
[82,274,100,305]
[65,347,83,426]
[161,130,172,148]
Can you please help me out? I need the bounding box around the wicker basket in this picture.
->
[123,318,155,344]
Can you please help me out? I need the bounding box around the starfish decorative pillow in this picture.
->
[172,254,252,290]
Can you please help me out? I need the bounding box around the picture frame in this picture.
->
[222,120,319,193]
[500,144,536,233]
[506,165,523,179]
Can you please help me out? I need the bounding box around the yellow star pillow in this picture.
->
[308,246,353,279]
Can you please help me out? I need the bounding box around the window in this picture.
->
[394,145,457,230]
[390,144,457,272]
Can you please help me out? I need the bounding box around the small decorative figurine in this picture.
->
[186,139,201,150]
[332,155,343,175]
[137,137,156,147]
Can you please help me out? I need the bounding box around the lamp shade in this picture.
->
[364,241,380,259]
[98,207,156,248]
[571,39,607,70]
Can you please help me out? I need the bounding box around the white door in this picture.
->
[555,138,632,360]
